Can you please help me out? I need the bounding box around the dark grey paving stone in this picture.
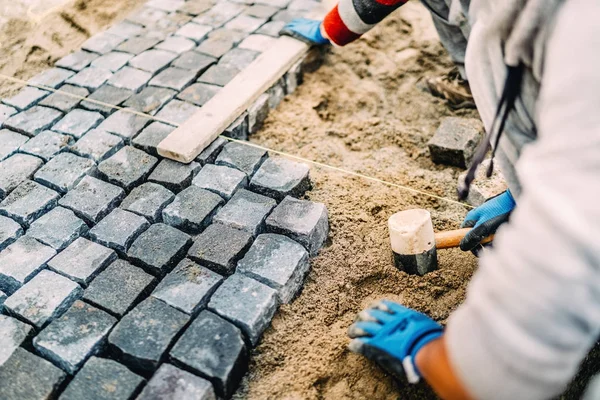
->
[162,186,224,234]
[155,99,200,126]
[250,157,311,201]
[213,189,275,236]
[59,357,144,400]
[89,208,150,254]
[0,315,33,366]
[29,68,75,89]
[285,58,303,94]
[108,297,189,372]
[266,196,329,256]
[176,22,213,43]
[207,273,277,346]
[91,51,133,72]
[179,0,214,16]
[66,67,114,91]
[3,106,63,137]
[132,122,174,156]
[152,258,223,315]
[149,67,198,92]
[47,237,116,287]
[172,51,215,74]
[97,146,158,191]
[33,301,117,374]
[4,269,82,329]
[248,93,269,134]
[34,152,96,193]
[192,164,247,200]
[257,21,285,38]
[195,136,226,165]
[127,223,191,276]
[108,66,153,92]
[224,14,266,33]
[116,36,161,56]
[0,348,66,399]
[0,180,59,227]
[196,35,235,59]
[0,215,23,251]
[155,36,196,54]
[59,176,125,224]
[148,159,200,193]
[238,233,309,303]
[52,108,104,138]
[177,82,220,107]
[106,20,145,38]
[268,77,286,109]
[81,32,125,54]
[0,129,28,161]
[197,64,240,87]
[223,112,248,140]
[238,33,277,53]
[27,206,88,250]
[192,4,246,27]
[121,182,174,223]
[0,153,43,199]
[38,84,88,113]
[215,141,267,177]
[2,87,49,111]
[96,109,152,141]
[56,50,99,72]
[123,86,177,114]
[80,84,134,115]
[138,363,216,400]
[245,4,278,18]
[128,49,178,75]
[0,236,55,295]
[428,117,483,169]
[147,0,185,12]
[84,259,154,317]
[188,223,252,275]
[127,6,168,26]
[19,130,72,161]
[70,129,124,162]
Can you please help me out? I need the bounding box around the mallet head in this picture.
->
[388,209,438,275]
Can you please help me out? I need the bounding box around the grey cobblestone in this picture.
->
[268,77,286,109]
[256,20,286,37]
[117,36,161,55]
[129,49,178,74]
[66,67,114,91]
[127,6,168,26]
[52,108,104,138]
[80,84,134,115]
[428,117,483,169]
[2,87,49,111]
[89,208,150,254]
[179,0,214,16]
[109,297,189,372]
[0,315,32,366]
[256,0,291,7]
[220,48,260,70]
[148,159,201,192]
[59,176,125,224]
[149,67,198,91]
[224,14,266,33]
[128,223,191,276]
[0,180,59,227]
[155,99,200,125]
[198,64,240,86]
[239,33,278,52]
[172,51,215,73]
[3,106,63,137]
[4,269,82,329]
[192,4,246,28]
[83,259,154,317]
[106,21,144,38]
[271,9,297,23]
[0,215,23,251]
[458,158,508,207]
[138,363,216,400]
[152,258,223,315]
[34,152,96,193]
[170,310,246,398]
[250,157,311,201]
[0,236,56,295]
[224,112,248,140]
[0,153,41,203]
[70,129,124,162]
[0,104,17,126]
[108,66,153,92]
[192,163,247,200]
[248,93,269,134]
[19,130,72,161]
[195,136,226,165]
[0,289,5,310]
[27,206,88,250]
[216,141,267,176]
[29,68,75,89]
[91,51,134,72]
[176,22,213,43]
[82,32,125,54]
[177,82,220,106]
[47,237,116,286]
[196,35,234,58]
[156,36,196,54]
[162,186,224,233]
[56,51,99,72]
[285,58,303,94]
[33,301,117,374]
[121,182,175,223]
[123,86,177,114]
[0,129,27,161]
[246,4,279,18]
[39,84,88,113]
[98,146,158,191]
[132,122,174,156]
[147,0,185,12]
[208,273,277,346]
[96,109,152,141]
[213,189,275,236]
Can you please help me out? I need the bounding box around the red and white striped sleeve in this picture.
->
[322,0,408,46]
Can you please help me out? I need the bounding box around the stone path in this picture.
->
[0,0,328,398]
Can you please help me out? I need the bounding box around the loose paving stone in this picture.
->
[96,108,152,140]
[0,236,55,295]
[458,158,509,206]
[197,64,240,86]
[285,58,303,94]
[177,82,220,106]
[19,130,71,161]
[91,51,134,72]
[0,180,59,227]
[34,152,96,193]
[0,315,32,365]
[121,182,174,223]
[176,22,213,43]
[196,35,235,59]
[59,357,144,400]
[84,259,154,317]
[195,136,227,165]
[3,106,63,137]
[216,141,267,176]
[0,348,66,399]
[152,258,223,315]
[128,223,191,276]
[106,20,145,38]
[162,186,224,234]
[172,51,215,73]
[238,33,278,52]
[138,363,216,400]
[2,87,49,111]
[56,50,99,72]
[188,224,252,275]
[256,20,286,37]
[48,237,116,286]
[149,67,198,92]
[224,14,266,33]
[108,66,153,92]
[132,122,174,156]
[238,233,309,303]
[127,6,168,26]
[108,297,190,372]
[170,310,245,398]
[208,273,277,346]
[33,301,117,374]
[268,77,286,109]
[428,117,483,168]
[129,49,178,74]
[0,104,17,126]
[213,189,275,236]
[192,164,247,200]
[27,207,88,250]
[3,148,42,188]
[250,157,311,201]
[66,67,114,91]
[4,269,82,329]
[70,129,124,162]
[147,0,185,12]
[266,196,328,256]
[123,86,177,114]
[224,112,248,140]
[0,215,23,251]
[148,159,200,193]
[97,146,158,191]
[52,108,104,138]
[248,93,269,134]
[0,129,28,161]
[179,0,215,16]
[220,48,260,71]
[59,176,125,224]
[155,99,200,125]
[29,68,75,89]
[80,84,134,115]
[39,84,88,113]
[155,36,196,54]
[82,32,125,54]
[117,36,162,55]
[89,208,149,254]
[193,4,246,27]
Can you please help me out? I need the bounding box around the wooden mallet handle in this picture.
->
[434,228,494,250]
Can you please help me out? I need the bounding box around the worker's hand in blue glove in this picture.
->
[460,190,516,252]
[280,18,330,45]
[348,300,443,383]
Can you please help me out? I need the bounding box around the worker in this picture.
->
[281,1,600,399]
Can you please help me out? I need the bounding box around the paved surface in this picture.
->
[0,0,328,398]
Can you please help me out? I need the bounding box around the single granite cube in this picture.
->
[428,117,484,169]
[137,363,216,400]
[33,152,96,193]
[195,136,227,165]
[97,146,158,191]
[155,36,196,53]
[107,66,153,92]
[3,106,63,137]
[149,67,198,92]
[0,180,60,227]
[27,206,88,250]
[0,215,23,251]
[81,32,125,54]
[19,130,72,161]
[0,129,28,161]
[0,315,33,366]
[70,129,124,162]
[154,99,200,126]
[66,67,114,91]
[148,159,201,193]
[90,51,133,72]
[95,108,152,141]
[172,51,215,74]
[0,236,56,295]
[52,108,104,139]
[128,49,178,74]
[177,82,220,106]
[80,84,134,115]
[59,176,125,224]
[192,163,247,200]
[213,189,276,236]
[0,153,44,199]
[249,157,311,201]
[123,86,177,115]
[39,84,89,113]
[121,182,175,223]
[0,104,17,126]
[29,67,75,89]
[88,208,150,254]
[55,50,99,72]
[2,86,49,111]
[132,122,175,156]
[162,186,224,233]
[215,142,267,177]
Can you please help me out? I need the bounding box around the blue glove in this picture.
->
[280,18,330,45]
[460,190,516,252]
[348,300,443,383]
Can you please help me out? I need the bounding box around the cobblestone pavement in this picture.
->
[0,0,328,398]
